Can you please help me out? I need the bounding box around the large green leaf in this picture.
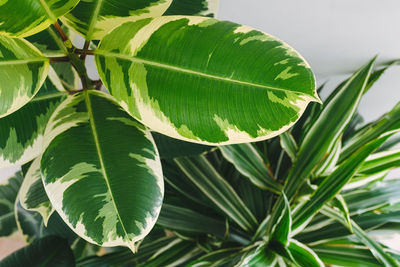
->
[0,35,49,118]
[174,155,258,232]
[62,0,172,40]
[0,74,66,168]
[0,171,23,237]
[220,143,282,193]
[95,16,318,145]
[165,0,219,17]
[0,235,74,266]
[0,0,80,37]
[19,157,54,225]
[41,90,164,252]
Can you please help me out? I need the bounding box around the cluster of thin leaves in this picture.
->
[2,58,400,266]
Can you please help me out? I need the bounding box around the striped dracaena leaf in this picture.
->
[62,0,172,40]
[340,101,400,163]
[357,149,400,176]
[0,35,49,118]
[0,73,67,168]
[95,16,319,145]
[270,194,291,246]
[0,171,23,237]
[174,155,258,232]
[240,243,277,267]
[292,136,388,231]
[288,240,324,267]
[220,143,282,193]
[266,58,375,237]
[40,90,163,252]
[165,0,220,17]
[0,0,80,38]
[322,207,400,267]
[19,157,54,226]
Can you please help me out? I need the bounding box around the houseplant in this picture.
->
[0,0,399,266]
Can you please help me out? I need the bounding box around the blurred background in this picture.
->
[1,0,399,257]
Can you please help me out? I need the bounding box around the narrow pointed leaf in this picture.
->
[313,242,383,267]
[187,247,242,267]
[41,90,164,251]
[0,171,23,237]
[0,0,79,37]
[220,143,281,193]
[285,57,375,199]
[62,0,172,40]
[95,16,318,145]
[280,131,298,162]
[288,240,324,267]
[322,207,400,267]
[358,149,400,176]
[143,239,201,267]
[157,203,226,238]
[174,155,258,232]
[0,35,49,117]
[0,74,67,168]
[270,194,291,246]
[241,243,277,267]
[0,236,74,266]
[340,102,400,162]
[19,157,54,225]
[266,58,375,236]
[330,195,352,231]
[292,136,388,230]
[165,0,220,17]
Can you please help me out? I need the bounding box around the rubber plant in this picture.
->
[0,0,399,266]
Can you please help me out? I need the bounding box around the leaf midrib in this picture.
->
[96,50,314,98]
[38,0,57,22]
[86,0,104,39]
[0,58,48,66]
[83,91,131,244]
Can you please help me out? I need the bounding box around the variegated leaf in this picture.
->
[62,0,172,40]
[0,71,67,168]
[95,16,318,145]
[19,157,54,226]
[0,171,23,237]
[165,0,220,17]
[41,90,163,252]
[0,35,49,117]
[0,0,79,37]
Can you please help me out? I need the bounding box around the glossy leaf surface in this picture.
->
[62,0,172,40]
[0,75,66,168]
[0,0,80,37]
[19,157,54,225]
[0,35,49,118]
[165,0,219,17]
[96,16,318,145]
[41,90,163,251]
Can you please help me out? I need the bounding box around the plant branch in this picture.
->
[74,49,95,56]
[52,22,92,90]
[80,40,91,60]
[49,56,70,63]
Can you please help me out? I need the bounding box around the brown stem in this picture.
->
[49,56,70,63]
[74,49,95,56]
[80,40,90,60]
[93,80,103,90]
[53,22,68,42]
